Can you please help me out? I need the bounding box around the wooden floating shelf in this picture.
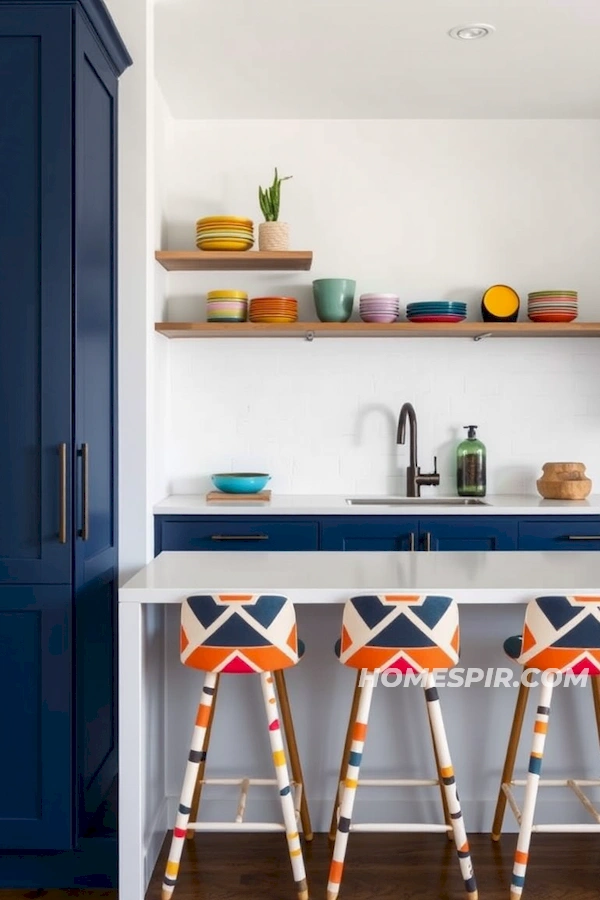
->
[155,250,313,271]
[155,321,600,340]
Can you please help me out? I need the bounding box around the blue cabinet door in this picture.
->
[0,586,72,849]
[518,518,600,550]
[320,517,418,550]
[0,7,73,584]
[73,16,119,833]
[74,13,118,585]
[419,517,518,550]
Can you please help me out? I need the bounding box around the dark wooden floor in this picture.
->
[1,833,598,900]
[146,832,600,900]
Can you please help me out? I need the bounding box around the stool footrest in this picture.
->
[187,822,286,833]
[502,777,600,829]
[532,824,600,833]
[357,778,439,787]
[351,823,450,833]
[189,777,303,828]
[200,777,292,786]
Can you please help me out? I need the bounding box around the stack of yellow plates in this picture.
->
[195,216,254,251]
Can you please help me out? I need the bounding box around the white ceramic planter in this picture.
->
[258,221,290,251]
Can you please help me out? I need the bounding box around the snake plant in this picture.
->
[258,167,292,222]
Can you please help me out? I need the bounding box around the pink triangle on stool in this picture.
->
[222,655,255,674]
[571,656,600,676]
[384,656,416,674]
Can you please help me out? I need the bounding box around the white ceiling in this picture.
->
[154,0,600,119]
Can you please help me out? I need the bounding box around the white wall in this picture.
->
[107,0,156,576]
[160,119,600,496]
[106,0,170,884]
[151,82,171,511]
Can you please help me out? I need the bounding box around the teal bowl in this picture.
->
[211,473,271,493]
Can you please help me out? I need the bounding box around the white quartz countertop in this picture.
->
[153,493,600,516]
[119,550,600,605]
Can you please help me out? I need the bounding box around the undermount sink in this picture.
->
[345,497,489,506]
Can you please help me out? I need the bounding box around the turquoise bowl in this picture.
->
[211,473,271,493]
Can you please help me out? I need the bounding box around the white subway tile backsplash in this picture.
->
[165,336,600,495]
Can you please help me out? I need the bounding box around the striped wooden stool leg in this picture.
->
[329,671,362,842]
[592,675,600,748]
[492,676,530,840]
[162,672,217,900]
[261,672,308,900]
[424,673,477,900]
[510,681,554,900]
[186,674,220,839]
[425,689,452,840]
[327,672,375,900]
[274,669,313,841]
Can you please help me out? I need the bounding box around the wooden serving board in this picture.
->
[206,490,272,502]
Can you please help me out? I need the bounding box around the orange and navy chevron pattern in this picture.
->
[338,593,460,672]
[180,594,300,673]
[504,595,600,674]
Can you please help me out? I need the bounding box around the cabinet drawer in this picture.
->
[518,518,600,551]
[321,517,417,551]
[158,518,319,551]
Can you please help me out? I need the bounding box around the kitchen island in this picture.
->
[119,550,600,900]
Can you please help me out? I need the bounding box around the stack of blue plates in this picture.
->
[406,301,467,323]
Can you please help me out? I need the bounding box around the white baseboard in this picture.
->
[145,797,170,888]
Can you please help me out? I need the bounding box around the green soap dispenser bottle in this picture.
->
[457,426,486,497]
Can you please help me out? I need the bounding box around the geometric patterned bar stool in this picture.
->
[162,594,312,900]
[327,594,478,900]
[491,595,600,900]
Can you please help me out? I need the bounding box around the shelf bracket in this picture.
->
[305,330,315,342]
[473,332,493,342]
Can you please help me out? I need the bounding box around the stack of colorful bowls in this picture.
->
[527,291,578,323]
[206,290,248,322]
[406,301,467,323]
[249,297,298,323]
[195,216,254,251]
[359,293,400,323]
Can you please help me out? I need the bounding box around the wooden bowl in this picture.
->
[536,474,592,500]
[541,461,585,476]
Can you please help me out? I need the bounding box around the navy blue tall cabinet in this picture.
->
[0,0,130,886]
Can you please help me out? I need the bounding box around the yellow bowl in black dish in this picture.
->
[481,284,520,322]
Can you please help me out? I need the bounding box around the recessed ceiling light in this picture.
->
[448,23,496,41]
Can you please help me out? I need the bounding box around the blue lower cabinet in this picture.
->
[518,518,600,550]
[320,517,418,550]
[420,517,518,551]
[0,586,72,850]
[155,517,320,552]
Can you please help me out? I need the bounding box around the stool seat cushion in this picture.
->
[508,595,600,674]
[180,594,302,673]
[337,594,460,673]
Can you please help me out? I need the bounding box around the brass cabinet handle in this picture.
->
[408,532,415,551]
[424,531,432,552]
[58,443,67,543]
[210,534,269,541]
[566,535,600,541]
[80,443,89,540]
